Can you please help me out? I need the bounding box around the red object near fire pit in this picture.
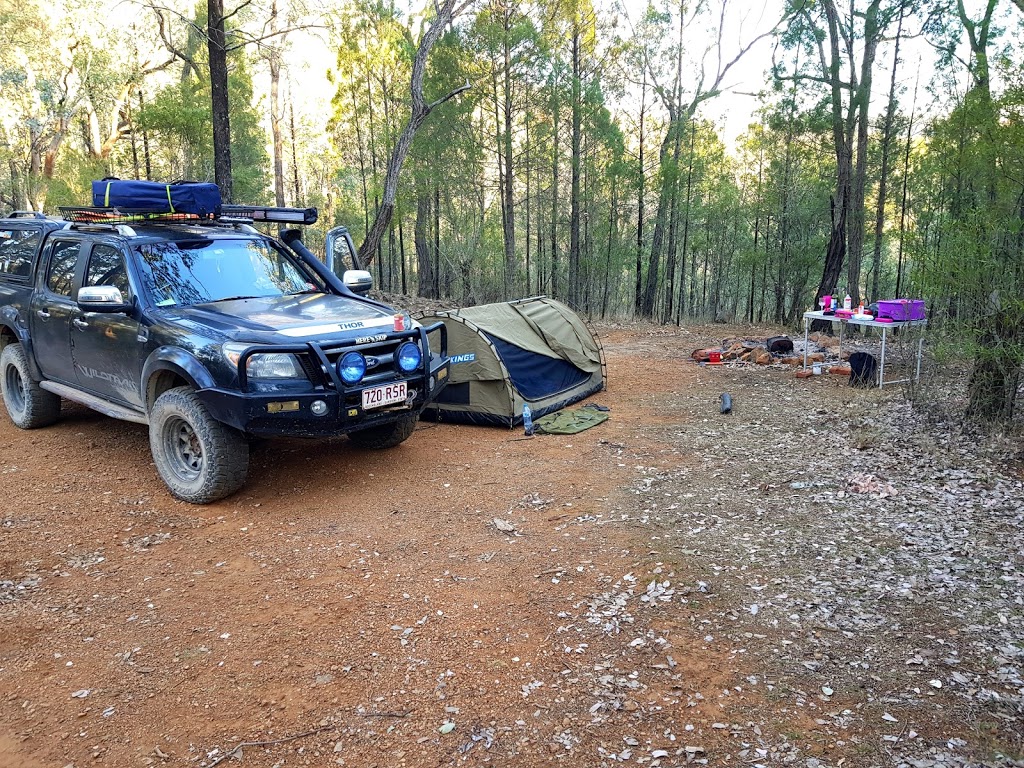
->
[708,350,723,365]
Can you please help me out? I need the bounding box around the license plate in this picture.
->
[361,382,407,410]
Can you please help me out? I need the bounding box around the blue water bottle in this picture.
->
[523,404,534,436]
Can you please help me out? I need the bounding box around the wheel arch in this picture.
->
[142,347,217,411]
[1,309,44,381]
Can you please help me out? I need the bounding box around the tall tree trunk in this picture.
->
[351,83,371,237]
[677,120,695,323]
[662,118,684,324]
[895,74,917,299]
[289,102,301,204]
[269,0,287,206]
[871,6,905,303]
[415,187,435,297]
[748,147,763,323]
[399,216,407,295]
[139,90,152,180]
[500,12,516,293]
[809,0,851,328]
[207,0,232,201]
[847,0,882,307]
[568,22,582,307]
[641,126,674,318]
[525,113,531,293]
[603,172,618,319]
[635,71,646,317]
[549,81,560,299]
[434,184,441,298]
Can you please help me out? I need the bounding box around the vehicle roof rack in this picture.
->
[59,207,212,225]
[58,204,317,226]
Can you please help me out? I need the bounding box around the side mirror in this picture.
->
[343,269,373,295]
[78,285,132,313]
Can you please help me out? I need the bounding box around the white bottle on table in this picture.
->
[843,293,852,311]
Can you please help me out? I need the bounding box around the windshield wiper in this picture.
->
[208,295,261,303]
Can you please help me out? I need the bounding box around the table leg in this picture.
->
[879,327,887,388]
[803,317,809,369]
[916,337,924,381]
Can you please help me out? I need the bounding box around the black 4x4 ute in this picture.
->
[0,205,449,503]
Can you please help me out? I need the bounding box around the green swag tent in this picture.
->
[417,297,606,427]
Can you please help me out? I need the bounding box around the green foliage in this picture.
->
[909,67,1024,422]
[132,51,269,203]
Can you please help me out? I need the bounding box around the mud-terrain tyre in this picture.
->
[149,386,249,504]
[0,343,61,429]
[347,415,417,450]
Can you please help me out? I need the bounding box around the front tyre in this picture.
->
[149,386,249,504]
[0,342,61,429]
[347,415,417,450]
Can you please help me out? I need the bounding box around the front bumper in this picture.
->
[198,323,450,438]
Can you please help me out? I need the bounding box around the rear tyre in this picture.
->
[347,415,417,450]
[0,343,61,429]
[149,386,249,504]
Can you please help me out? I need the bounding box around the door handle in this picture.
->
[72,318,89,329]
[36,309,51,319]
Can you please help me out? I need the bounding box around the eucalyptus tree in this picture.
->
[915,0,1024,422]
[408,30,481,299]
[0,0,174,209]
[143,0,314,202]
[135,47,270,202]
[626,0,784,320]
[328,0,412,256]
[357,0,473,265]
[777,0,916,319]
[469,0,544,293]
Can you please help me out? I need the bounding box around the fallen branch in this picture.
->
[363,709,413,718]
[207,725,335,767]
[205,709,415,765]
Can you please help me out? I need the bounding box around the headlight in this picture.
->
[396,341,422,372]
[338,351,366,384]
[223,344,305,379]
[247,353,305,379]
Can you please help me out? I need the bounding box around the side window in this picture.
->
[45,241,83,297]
[0,228,41,278]
[85,244,132,299]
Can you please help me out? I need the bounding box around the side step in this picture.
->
[40,381,149,425]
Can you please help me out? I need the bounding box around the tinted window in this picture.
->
[85,244,132,299]
[133,238,319,307]
[45,241,83,297]
[0,228,41,278]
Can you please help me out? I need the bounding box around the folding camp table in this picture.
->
[802,310,927,389]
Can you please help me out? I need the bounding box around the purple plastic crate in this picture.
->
[876,299,925,321]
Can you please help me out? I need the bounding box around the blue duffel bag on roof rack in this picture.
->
[91,178,222,218]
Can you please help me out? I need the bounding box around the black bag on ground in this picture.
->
[767,336,794,354]
[849,352,878,388]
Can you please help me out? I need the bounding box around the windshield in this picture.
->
[133,238,321,307]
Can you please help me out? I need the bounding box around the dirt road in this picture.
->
[1,323,1021,768]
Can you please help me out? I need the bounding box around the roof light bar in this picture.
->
[220,205,318,225]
